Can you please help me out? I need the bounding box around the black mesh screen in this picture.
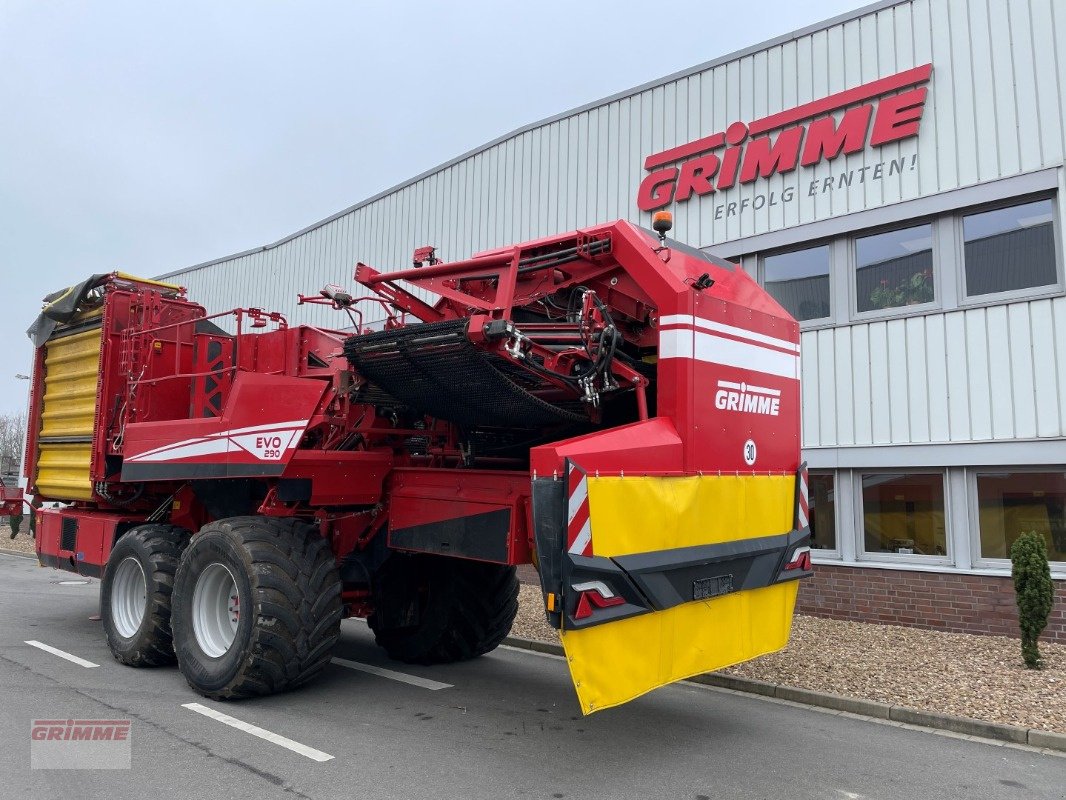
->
[60,517,78,552]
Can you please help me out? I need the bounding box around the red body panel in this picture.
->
[121,372,329,480]
[387,469,531,565]
[36,507,143,578]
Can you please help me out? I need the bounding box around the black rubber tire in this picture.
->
[368,554,518,665]
[101,523,191,667]
[171,516,342,700]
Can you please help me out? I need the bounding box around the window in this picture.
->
[808,472,836,550]
[855,224,934,313]
[977,471,1066,562]
[861,473,946,557]
[963,199,1057,297]
[763,245,831,321]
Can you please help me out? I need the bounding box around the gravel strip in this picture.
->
[513,584,561,641]
[0,522,35,557]
[512,584,1066,733]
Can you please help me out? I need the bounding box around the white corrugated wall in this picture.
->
[801,296,1066,448]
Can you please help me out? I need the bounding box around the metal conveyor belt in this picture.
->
[343,319,586,428]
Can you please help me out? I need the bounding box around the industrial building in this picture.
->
[162,0,1066,640]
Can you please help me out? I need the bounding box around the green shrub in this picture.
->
[1010,531,1054,669]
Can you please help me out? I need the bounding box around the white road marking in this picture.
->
[24,640,99,668]
[331,657,453,690]
[181,702,334,762]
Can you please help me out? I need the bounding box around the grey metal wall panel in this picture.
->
[801,296,1066,449]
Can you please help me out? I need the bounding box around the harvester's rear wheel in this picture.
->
[171,516,342,700]
[101,523,190,667]
[369,554,518,665]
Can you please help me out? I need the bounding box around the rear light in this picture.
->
[572,580,625,620]
[784,546,811,571]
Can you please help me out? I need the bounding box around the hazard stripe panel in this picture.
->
[797,464,809,530]
[566,464,592,556]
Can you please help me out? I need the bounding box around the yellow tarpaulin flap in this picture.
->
[560,474,797,714]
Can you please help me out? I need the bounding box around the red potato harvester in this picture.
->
[18,214,811,713]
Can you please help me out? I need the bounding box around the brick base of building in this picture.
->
[797,563,1066,644]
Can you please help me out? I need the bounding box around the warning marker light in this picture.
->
[652,210,673,245]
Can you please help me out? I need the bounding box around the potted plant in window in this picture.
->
[868,269,934,309]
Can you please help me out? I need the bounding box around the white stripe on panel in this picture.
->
[659,316,799,352]
[924,312,950,443]
[1008,302,1037,439]
[1054,298,1066,436]
[865,322,891,445]
[943,311,970,442]
[1030,299,1061,437]
[816,328,836,447]
[569,519,592,557]
[964,309,993,441]
[1008,0,1043,174]
[692,331,800,380]
[904,316,930,443]
[658,329,693,360]
[1030,0,1064,166]
[885,318,910,444]
[985,305,1014,440]
[567,476,588,523]
[833,327,854,446]
[850,324,873,446]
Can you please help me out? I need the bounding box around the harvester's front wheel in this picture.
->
[171,516,342,700]
[101,523,191,667]
[369,554,518,665]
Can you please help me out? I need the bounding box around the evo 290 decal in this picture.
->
[123,420,309,464]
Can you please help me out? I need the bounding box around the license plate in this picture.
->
[693,574,733,600]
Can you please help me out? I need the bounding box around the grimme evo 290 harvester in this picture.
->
[19,216,811,713]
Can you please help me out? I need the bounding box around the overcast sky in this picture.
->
[0,0,864,417]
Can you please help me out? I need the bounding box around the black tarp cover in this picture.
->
[26,274,108,347]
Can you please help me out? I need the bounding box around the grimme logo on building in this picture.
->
[636,63,932,211]
[714,380,780,417]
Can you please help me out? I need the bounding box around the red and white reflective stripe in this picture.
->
[658,314,800,380]
[567,464,592,556]
[797,465,809,529]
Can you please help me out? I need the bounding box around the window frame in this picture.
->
[848,218,942,322]
[757,241,834,326]
[967,466,1066,572]
[854,469,953,567]
[954,193,1064,306]
[807,469,841,559]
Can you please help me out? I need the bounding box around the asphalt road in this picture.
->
[0,552,1062,800]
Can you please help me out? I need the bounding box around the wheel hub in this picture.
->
[191,563,240,658]
[110,556,147,639]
